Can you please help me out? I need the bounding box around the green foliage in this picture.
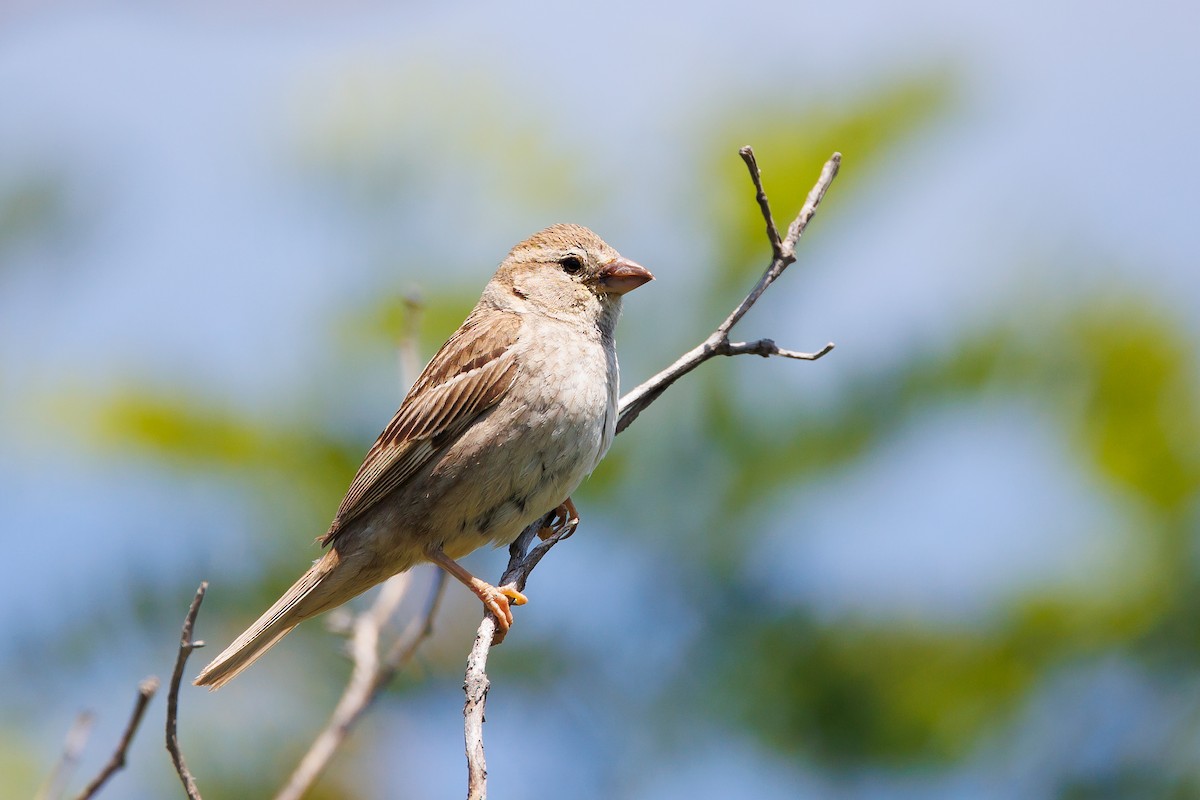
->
[336,286,476,360]
[681,296,1200,766]
[716,610,1037,766]
[1063,303,1200,512]
[82,389,359,525]
[0,732,44,799]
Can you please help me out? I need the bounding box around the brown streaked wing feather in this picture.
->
[320,312,521,545]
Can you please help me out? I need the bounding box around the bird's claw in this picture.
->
[478,582,528,645]
[538,498,580,541]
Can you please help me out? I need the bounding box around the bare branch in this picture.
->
[75,677,159,800]
[619,151,841,433]
[463,511,573,799]
[739,145,783,259]
[718,148,841,337]
[722,338,836,361]
[462,622,491,800]
[166,583,207,800]
[275,570,447,800]
[460,148,842,798]
[783,151,841,256]
[37,711,94,800]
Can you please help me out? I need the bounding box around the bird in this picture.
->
[194,224,653,689]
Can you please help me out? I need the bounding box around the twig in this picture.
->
[739,146,783,259]
[463,627,490,800]
[166,583,207,800]
[619,149,840,434]
[462,513,574,799]
[783,151,841,259]
[460,145,843,800]
[275,569,447,800]
[75,677,159,800]
[37,711,94,800]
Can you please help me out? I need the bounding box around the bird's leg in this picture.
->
[538,496,580,541]
[426,547,527,643]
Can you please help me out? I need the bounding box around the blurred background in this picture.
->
[3,1,1199,798]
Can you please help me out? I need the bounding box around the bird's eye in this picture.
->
[559,255,584,275]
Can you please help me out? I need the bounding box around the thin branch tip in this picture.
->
[789,342,836,361]
[738,145,783,257]
[74,676,160,800]
[166,582,207,800]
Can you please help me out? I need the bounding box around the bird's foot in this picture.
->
[538,497,580,541]
[427,547,529,645]
[473,582,528,645]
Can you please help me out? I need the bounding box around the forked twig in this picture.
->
[618,148,840,433]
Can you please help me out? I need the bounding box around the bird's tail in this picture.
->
[193,550,354,690]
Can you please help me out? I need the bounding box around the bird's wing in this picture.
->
[320,311,521,546]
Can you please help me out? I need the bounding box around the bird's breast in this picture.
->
[434,318,617,556]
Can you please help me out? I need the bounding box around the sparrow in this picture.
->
[194,224,653,689]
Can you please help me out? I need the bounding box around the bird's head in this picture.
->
[489,224,653,322]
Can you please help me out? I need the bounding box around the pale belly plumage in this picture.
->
[344,312,618,570]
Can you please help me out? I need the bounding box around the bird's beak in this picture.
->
[597,257,654,295]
